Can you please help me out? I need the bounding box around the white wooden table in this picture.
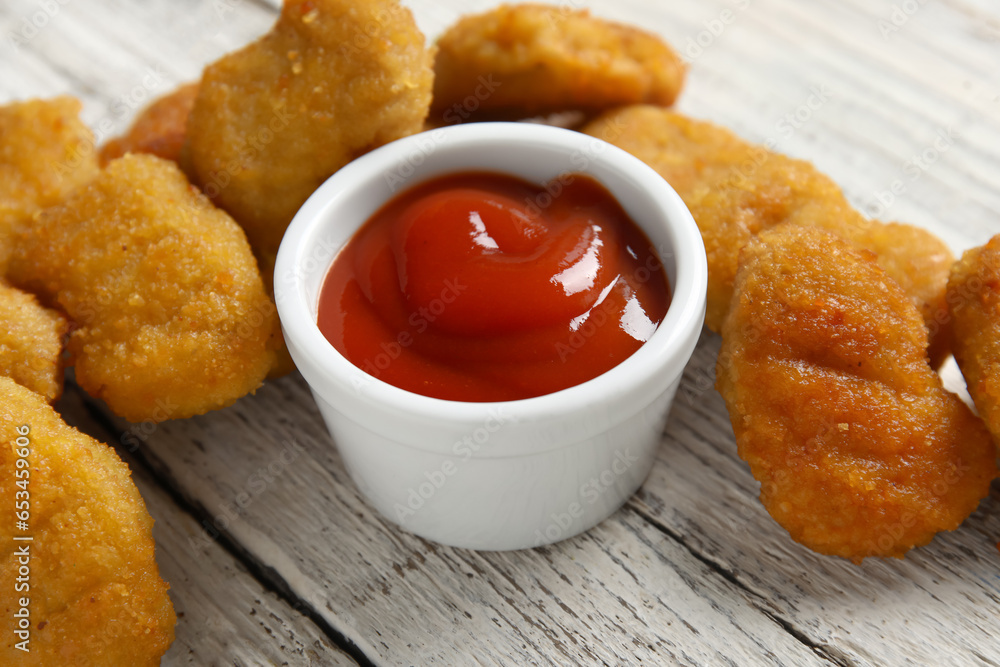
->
[3,0,1000,664]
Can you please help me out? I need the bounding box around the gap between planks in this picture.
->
[626,505,854,667]
[67,383,380,667]
[73,381,852,667]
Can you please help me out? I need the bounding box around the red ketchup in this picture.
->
[317,171,671,402]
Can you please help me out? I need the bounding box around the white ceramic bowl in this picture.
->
[274,122,707,551]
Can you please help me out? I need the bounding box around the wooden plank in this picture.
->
[3,0,1000,664]
[56,388,360,667]
[91,377,835,666]
[93,347,1000,666]
[645,333,1000,666]
[0,0,276,135]
[616,0,1000,251]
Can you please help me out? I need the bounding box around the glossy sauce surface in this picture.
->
[317,171,671,402]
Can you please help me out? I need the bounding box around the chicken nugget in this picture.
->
[948,234,1000,447]
[0,376,175,664]
[0,96,99,271]
[582,106,954,364]
[835,219,955,365]
[716,226,996,562]
[100,80,296,379]
[99,82,199,166]
[431,4,684,121]
[0,281,67,402]
[8,154,277,422]
[184,0,434,273]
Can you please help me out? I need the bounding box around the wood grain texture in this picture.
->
[2,0,1000,664]
[645,334,1000,666]
[94,377,838,666]
[56,388,359,667]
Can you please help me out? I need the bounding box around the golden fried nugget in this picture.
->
[431,4,684,121]
[8,154,277,422]
[0,97,99,270]
[0,281,66,402]
[948,234,1000,447]
[99,82,199,166]
[582,106,954,363]
[184,0,434,272]
[0,377,175,664]
[716,226,996,562]
[841,220,954,365]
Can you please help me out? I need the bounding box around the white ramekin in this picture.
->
[274,122,707,551]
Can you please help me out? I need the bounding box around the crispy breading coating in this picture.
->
[948,234,1000,447]
[0,281,67,402]
[582,106,954,363]
[99,82,199,166]
[716,226,996,562]
[183,0,434,272]
[0,96,99,271]
[7,154,277,423]
[840,219,955,365]
[431,3,684,121]
[0,377,175,664]
[99,80,295,379]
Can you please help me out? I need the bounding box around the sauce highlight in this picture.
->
[317,171,670,402]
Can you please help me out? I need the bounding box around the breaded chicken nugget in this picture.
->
[7,154,277,422]
[716,226,996,562]
[582,106,954,363]
[0,377,175,664]
[184,0,434,272]
[0,281,67,402]
[99,81,295,379]
[432,4,684,121]
[100,82,199,166]
[948,234,1000,447]
[840,219,954,364]
[0,97,99,270]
